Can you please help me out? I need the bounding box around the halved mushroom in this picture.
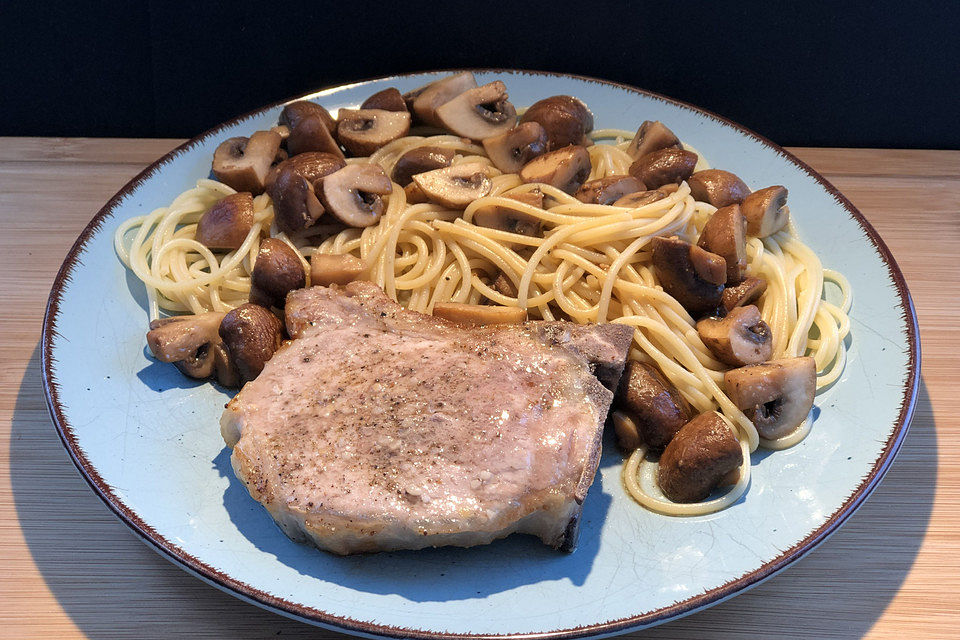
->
[212,130,283,194]
[218,303,284,384]
[697,305,773,366]
[320,163,393,227]
[615,360,691,449]
[725,357,817,440]
[195,192,254,250]
[146,312,226,379]
[213,343,240,388]
[721,276,767,312]
[435,81,517,141]
[286,114,344,159]
[269,167,326,234]
[741,186,789,237]
[336,109,412,156]
[651,236,726,316]
[310,253,365,286]
[519,95,594,150]
[688,169,751,208]
[278,101,336,135]
[412,162,491,209]
[658,411,742,503]
[404,181,429,204]
[574,175,644,205]
[697,204,747,284]
[391,146,455,186]
[626,120,681,160]
[519,145,591,194]
[265,151,345,193]
[433,302,527,325]
[360,87,408,112]
[411,72,478,127]
[473,189,544,237]
[629,148,699,189]
[611,410,643,451]
[249,238,306,308]
[613,189,669,208]
[481,122,548,174]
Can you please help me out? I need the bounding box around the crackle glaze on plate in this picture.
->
[42,70,920,638]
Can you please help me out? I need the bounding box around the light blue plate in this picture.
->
[42,70,920,638]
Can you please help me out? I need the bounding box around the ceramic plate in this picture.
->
[42,70,920,638]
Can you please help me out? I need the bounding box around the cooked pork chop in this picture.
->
[221,282,632,554]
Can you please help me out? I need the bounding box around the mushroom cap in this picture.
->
[279,101,336,135]
[574,175,644,205]
[615,360,691,449]
[658,411,742,503]
[697,204,747,284]
[287,114,345,159]
[360,87,408,112]
[628,147,699,189]
[336,109,412,157]
[651,236,725,316]
[411,72,478,127]
[724,357,816,439]
[481,122,548,174]
[626,120,681,160]
[722,276,768,312]
[218,303,284,384]
[412,162,492,209]
[472,190,544,237]
[265,151,345,193]
[519,145,592,194]
[432,302,527,325]
[195,192,254,250]
[435,81,518,141]
[250,238,306,308]
[688,169,751,208]
[612,189,669,208]
[741,185,789,237]
[212,130,283,194]
[519,95,594,151]
[697,305,773,367]
[269,166,327,234]
[146,312,226,379]
[320,163,393,227]
[390,145,455,186]
[310,253,365,287]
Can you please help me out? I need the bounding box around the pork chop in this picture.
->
[221,282,633,554]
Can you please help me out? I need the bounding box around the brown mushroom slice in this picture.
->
[612,189,668,208]
[473,190,544,237]
[574,175,644,205]
[287,115,345,159]
[519,145,592,194]
[265,151,345,193]
[320,163,393,227]
[721,276,768,312]
[626,120,681,160]
[688,169,751,207]
[435,81,517,141]
[269,167,326,234]
[336,109,412,157]
[310,253,365,286]
[433,302,527,325]
[390,146,455,186]
[615,360,691,449]
[651,236,725,316]
[519,95,594,150]
[211,130,283,194]
[741,186,790,237]
[629,148,699,189]
[279,101,336,135]
[697,305,773,366]
[725,357,816,440]
[249,238,307,308]
[412,162,491,209]
[146,312,225,379]
[481,122,548,174]
[404,181,429,204]
[360,87,408,112]
[697,204,747,284]
[658,412,742,503]
[611,410,643,452]
[195,192,254,250]
[219,303,284,384]
[411,72,478,127]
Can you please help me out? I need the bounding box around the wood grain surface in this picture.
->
[0,138,956,639]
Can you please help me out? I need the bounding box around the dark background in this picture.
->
[2,1,958,148]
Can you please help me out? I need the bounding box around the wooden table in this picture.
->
[1,139,957,639]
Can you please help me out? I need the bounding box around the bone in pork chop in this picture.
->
[221,282,632,554]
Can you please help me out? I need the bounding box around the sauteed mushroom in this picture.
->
[658,412,742,503]
[146,312,226,380]
[688,169,750,208]
[482,122,548,174]
[519,145,591,194]
[360,87,408,112]
[286,114,344,159]
[725,357,816,439]
[279,101,336,135]
[412,162,492,209]
[390,146,454,186]
[697,204,747,284]
[721,276,768,312]
[265,151,345,193]
[310,253,365,286]
[195,192,254,250]
[612,189,669,208]
[615,361,691,449]
[269,152,348,234]
[741,186,790,237]
[433,302,527,325]
[519,95,594,150]
[212,130,283,194]
[436,81,517,141]
[651,236,726,316]
[697,305,773,366]
[250,238,306,308]
[626,120,680,160]
[574,175,644,205]
[411,72,478,127]
[629,148,698,189]
[219,303,284,384]
[337,109,411,156]
[320,163,393,227]
[473,189,544,237]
